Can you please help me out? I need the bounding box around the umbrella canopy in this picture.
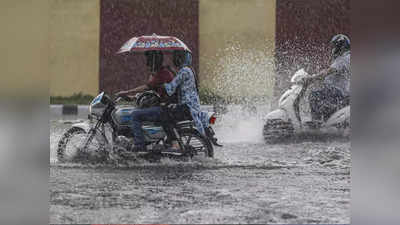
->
[117,33,191,54]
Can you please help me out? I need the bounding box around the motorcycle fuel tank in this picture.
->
[112,106,138,126]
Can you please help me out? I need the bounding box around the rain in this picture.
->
[49,0,350,224]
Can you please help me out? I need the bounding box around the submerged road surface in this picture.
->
[50,114,350,224]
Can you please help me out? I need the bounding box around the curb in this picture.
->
[50,104,215,120]
[50,105,90,120]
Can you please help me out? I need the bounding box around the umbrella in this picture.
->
[117,33,191,54]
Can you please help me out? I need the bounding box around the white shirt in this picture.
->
[325,51,351,96]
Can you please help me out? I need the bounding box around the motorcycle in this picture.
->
[263,68,350,143]
[57,91,221,162]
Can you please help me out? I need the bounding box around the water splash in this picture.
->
[213,104,270,144]
[201,37,275,102]
[197,37,278,144]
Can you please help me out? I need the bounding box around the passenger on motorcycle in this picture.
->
[162,50,210,152]
[305,34,351,122]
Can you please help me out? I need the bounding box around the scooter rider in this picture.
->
[305,34,351,123]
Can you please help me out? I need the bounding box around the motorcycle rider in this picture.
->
[305,34,351,124]
[115,50,176,152]
[118,50,208,153]
[116,50,175,103]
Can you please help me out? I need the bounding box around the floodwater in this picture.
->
[49,107,350,224]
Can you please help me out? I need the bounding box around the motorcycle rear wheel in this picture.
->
[179,128,214,158]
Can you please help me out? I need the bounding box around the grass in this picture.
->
[50,90,266,106]
[50,93,95,105]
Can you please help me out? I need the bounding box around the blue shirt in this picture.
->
[164,66,209,135]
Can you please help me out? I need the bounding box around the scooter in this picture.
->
[57,91,221,162]
[263,69,350,143]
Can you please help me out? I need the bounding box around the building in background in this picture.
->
[50,0,100,97]
[50,0,350,101]
[99,0,199,95]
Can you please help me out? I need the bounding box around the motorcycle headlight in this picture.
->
[89,92,107,116]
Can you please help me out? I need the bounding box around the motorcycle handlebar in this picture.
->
[112,94,137,104]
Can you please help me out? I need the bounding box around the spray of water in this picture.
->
[200,37,344,143]
[202,38,275,101]
[200,38,276,143]
[213,105,266,144]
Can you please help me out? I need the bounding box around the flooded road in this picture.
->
[50,111,350,224]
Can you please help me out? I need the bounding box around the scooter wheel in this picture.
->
[263,119,294,144]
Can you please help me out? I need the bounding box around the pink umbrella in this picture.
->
[117,33,191,54]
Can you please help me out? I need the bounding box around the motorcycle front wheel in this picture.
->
[57,127,107,163]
